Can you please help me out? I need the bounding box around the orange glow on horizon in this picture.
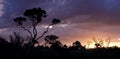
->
[60,35,120,49]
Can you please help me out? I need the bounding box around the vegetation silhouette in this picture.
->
[0,7,120,59]
[14,8,61,46]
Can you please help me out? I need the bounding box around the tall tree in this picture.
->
[14,8,61,46]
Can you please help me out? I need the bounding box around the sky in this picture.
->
[0,0,120,47]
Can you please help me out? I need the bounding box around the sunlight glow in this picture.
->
[49,26,53,28]
[118,38,120,41]
[42,25,53,29]
[59,24,68,27]
[85,42,120,49]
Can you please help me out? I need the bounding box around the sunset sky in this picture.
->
[0,0,120,47]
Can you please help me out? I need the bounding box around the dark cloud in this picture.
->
[0,0,120,45]
[1,0,120,28]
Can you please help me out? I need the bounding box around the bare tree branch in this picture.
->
[36,24,52,40]
[21,25,33,38]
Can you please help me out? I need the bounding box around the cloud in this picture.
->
[0,0,4,17]
[1,0,120,28]
[1,0,120,44]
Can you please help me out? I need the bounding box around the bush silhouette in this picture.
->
[69,41,84,50]
[44,35,59,46]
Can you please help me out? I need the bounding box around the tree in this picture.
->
[72,41,83,50]
[44,35,63,49]
[14,8,61,46]
[92,37,103,48]
[10,32,24,47]
[105,37,111,47]
[44,35,59,46]
[50,40,63,49]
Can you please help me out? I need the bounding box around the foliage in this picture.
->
[13,8,61,46]
[0,36,120,59]
[9,32,24,46]
[44,35,59,45]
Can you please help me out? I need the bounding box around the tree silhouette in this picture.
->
[92,37,110,48]
[63,44,68,49]
[13,8,61,46]
[71,41,83,50]
[44,35,63,49]
[10,32,24,47]
[44,35,59,46]
[105,37,111,47]
[50,40,63,49]
[92,37,104,48]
